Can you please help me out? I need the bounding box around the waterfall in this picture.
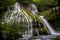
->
[29,19,33,37]
[36,29,40,36]
[2,2,60,40]
[21,9,33,39]
[31,3,38,15]
[40,16,60,36]
[2,2,34,39]
[40,16,56,34]
[4,2,24,23]
[27,3,38,15]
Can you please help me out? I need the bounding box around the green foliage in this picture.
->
[32,0,40,5]
[2,19,27,35]
[37,5,49,12]
[0,21,27,39]
[39,9,57,20]
[0,0,16,17]
[0,0,16,8]
[32,0,58,12]
[32,0,58,5]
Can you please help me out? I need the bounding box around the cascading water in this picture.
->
[31,4,38,14]
[40,16,60,37]
[55,7,59,13]
[4,2,24,23]
[28,3,41,40]
[31,3,40,36]
[21,3,39,39]
[40,16,56,34]
[2,1,60,40]
[21,8,33,39]
[31,3,38,15]
[21,4,60,40]
[27,3,38,15]
[3,2,33,39]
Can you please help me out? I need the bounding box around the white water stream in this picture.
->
[2,2,60,40]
